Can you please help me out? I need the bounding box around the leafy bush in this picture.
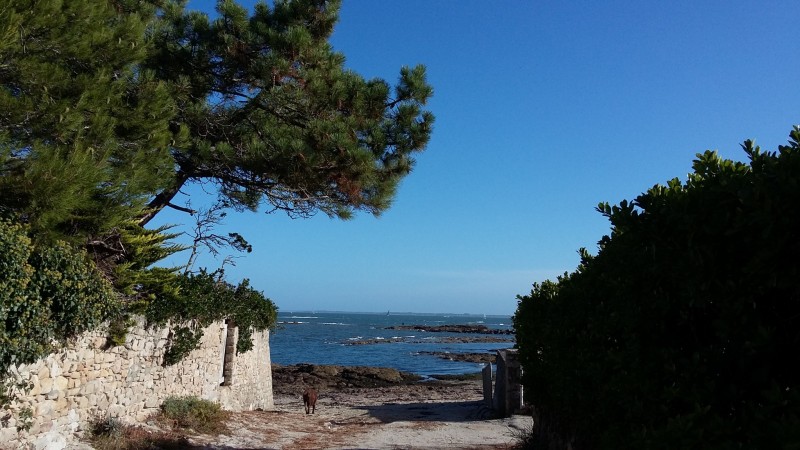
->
[160,396,228,434]
[0,220,117,370]
[514,128,800,449]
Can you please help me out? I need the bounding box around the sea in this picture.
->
[269,311,515,377]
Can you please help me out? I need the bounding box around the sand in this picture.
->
[184,379,533,449]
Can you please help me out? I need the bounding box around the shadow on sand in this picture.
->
[353,400,495,423]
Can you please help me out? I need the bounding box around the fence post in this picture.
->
[482,362,493,407]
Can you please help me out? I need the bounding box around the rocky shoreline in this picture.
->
[343,335,513,345]
[386,324,514,334]
[419,351,498,364]
[271,363,423,396]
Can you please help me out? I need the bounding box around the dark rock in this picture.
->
[271,364,422,396]
[385,324,513,335]
[419,351,497,364]
[342,335,514,346]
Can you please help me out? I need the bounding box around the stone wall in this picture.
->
[0,317,273,449]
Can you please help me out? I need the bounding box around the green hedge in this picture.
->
[514,128,800,449]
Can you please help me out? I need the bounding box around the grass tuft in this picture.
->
[159,396,229,434]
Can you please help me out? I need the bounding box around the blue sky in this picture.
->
[157,1,800,315]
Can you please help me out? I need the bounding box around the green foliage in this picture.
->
[0,220,118,372]
[160,396,228,434]
[16,406,32,432]
[163,326,202,367]
[149,270,278,365]
[141,0,434,223]
[90,416,124,440]
[514,127,800,449]
[0,0,179,244]
[106,316,137,348]
[1,0,421,395]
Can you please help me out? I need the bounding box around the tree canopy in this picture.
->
[514,128,800,449]
[1,0,433,246]
[0,0,433,291]
[0,0,431,398]
[141,0,434,224]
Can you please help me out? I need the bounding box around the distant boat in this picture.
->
[386,310,391,316]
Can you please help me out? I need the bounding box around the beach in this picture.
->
[171,365,532,449]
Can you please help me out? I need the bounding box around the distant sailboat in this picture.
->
[386,310,390,316]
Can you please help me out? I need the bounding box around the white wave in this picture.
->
[321,322,348,326]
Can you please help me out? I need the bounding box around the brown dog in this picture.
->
[302,388,317,414]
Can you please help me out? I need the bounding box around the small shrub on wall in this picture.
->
[146,270,278,365]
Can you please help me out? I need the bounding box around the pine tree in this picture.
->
[140,0,434,223]
[0,0,180,242]
[1,0,434,301]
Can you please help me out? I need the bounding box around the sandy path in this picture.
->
[186,380,532,449]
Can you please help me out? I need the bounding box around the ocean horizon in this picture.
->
[269,311,515,377]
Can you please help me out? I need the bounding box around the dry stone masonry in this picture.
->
[1,317,273,449]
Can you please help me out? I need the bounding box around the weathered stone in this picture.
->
[55,397,68,411]
[144,396,159,408]
[69,396,88,410]
[0,427,18,444]
[83,381,96,395]
[39,378,54,395]
[7,319,273,449]
[36,400,54,417]
[49,362,62,379]
[108,404,126,417]
[54,376,68,392]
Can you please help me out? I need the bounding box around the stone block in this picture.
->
[49,361,62,379]
[34,429,67,450]
[76,396,89,410]
[29,378,41,396]
[39,378,53,395]
[108,404,127,418]
[54,376,68,392]
[83,381,96,395]
[144,396,159,408]
[55,397,69,412]
[36,400,54,417]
